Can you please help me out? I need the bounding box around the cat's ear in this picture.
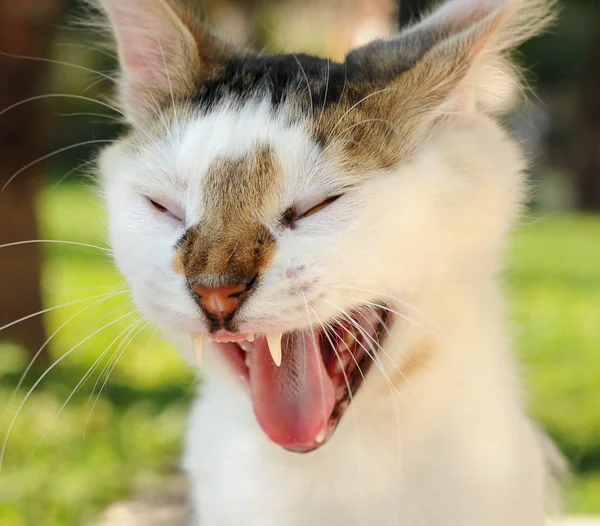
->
[100,0,233,123]
[346,0,553,114]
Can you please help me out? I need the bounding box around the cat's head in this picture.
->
[98,0,551,452]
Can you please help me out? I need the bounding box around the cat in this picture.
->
[96,0,559,524]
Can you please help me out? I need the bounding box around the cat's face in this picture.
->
[99,0,531,452]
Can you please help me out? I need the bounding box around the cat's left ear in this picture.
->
[346,0,553,114]
[100,0,235,123]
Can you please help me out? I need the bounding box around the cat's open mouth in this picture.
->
[193,306,390,453]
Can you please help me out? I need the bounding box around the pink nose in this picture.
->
[191,282,249,318]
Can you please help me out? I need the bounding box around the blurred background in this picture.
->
[0,0,599,524]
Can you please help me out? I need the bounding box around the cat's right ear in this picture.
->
[99,0,233,123]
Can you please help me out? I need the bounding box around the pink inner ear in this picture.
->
[102,0,191,116]
[114,11,175,85]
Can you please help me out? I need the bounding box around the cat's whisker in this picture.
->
[55,40,119,61]
[54,111,124,122]
[331,284,446,341]
[338,286,441,328]
[1,290,130,421]
[87,316,145,407]
[43,283,125,294]
[24,312,143,465]
[0,289,124,335]
[325,86,402,144]
[364,300,447,346]
[361,299,469,370]
[0,49,117,84]
[0,309,138,472]
[155,31,181,139]
[301,292,327,426]
[322,299,411,407]
[339,320,404,468]
[0,239,112,254]
[324,301,406,464]
[317,59,330,125]
[292,54,314,119]
[0,93,124,119]
[353,308,420,400]
[1,139,115,191]
[308,305,364,469]
[322,118,400,157]
[55,40,118,61]
[48,158,99,192]
[83,320,150,438]
[0,92,154,143]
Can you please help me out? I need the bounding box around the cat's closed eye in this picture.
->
[146,197,184,223]
[283,194,342,228]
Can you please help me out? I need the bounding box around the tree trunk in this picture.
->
[0,1,64,356]
[574,34,600,210]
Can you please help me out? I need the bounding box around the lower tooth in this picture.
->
[315,426,327,444]
[239,341,252,352]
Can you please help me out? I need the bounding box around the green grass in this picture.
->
[1,186,599,525]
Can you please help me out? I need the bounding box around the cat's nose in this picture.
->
[191,281,250,319]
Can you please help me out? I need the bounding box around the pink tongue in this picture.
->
[249,330,335,450]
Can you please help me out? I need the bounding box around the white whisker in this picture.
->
[301,292,327,426]
[309,305,364,476]
[0,289,122,334]
[0,239,112,254]
[1,290,129,420]
[24,314,144,465]
[1,139,115,191]
[83,321,149,438]
[293,54,314,118]
[0,309,138,472]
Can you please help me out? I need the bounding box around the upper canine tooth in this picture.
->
[247,334,255,342]
[266,333,283,367]
[192,335,204,366]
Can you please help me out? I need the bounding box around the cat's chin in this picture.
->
[193,305,391,453]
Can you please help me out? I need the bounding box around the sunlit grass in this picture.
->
[0,186,599,524]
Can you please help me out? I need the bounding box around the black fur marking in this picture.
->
[177,229,191,246]
[189,53,350,112]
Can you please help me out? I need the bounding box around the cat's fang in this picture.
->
[247,334,255,342]
[192,334,204,366]
[266,333,283,367]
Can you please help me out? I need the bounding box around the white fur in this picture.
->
[100,96,554,524]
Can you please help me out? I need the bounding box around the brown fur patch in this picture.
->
[297,35,483,177]
[303,63,462,177]
[171,249,186,275]
[176,145,280,286]
[305,84,406,174]
[385,336,433,394]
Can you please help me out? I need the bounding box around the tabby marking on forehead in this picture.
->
[172,145,279,285]
[203,144,280,217]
